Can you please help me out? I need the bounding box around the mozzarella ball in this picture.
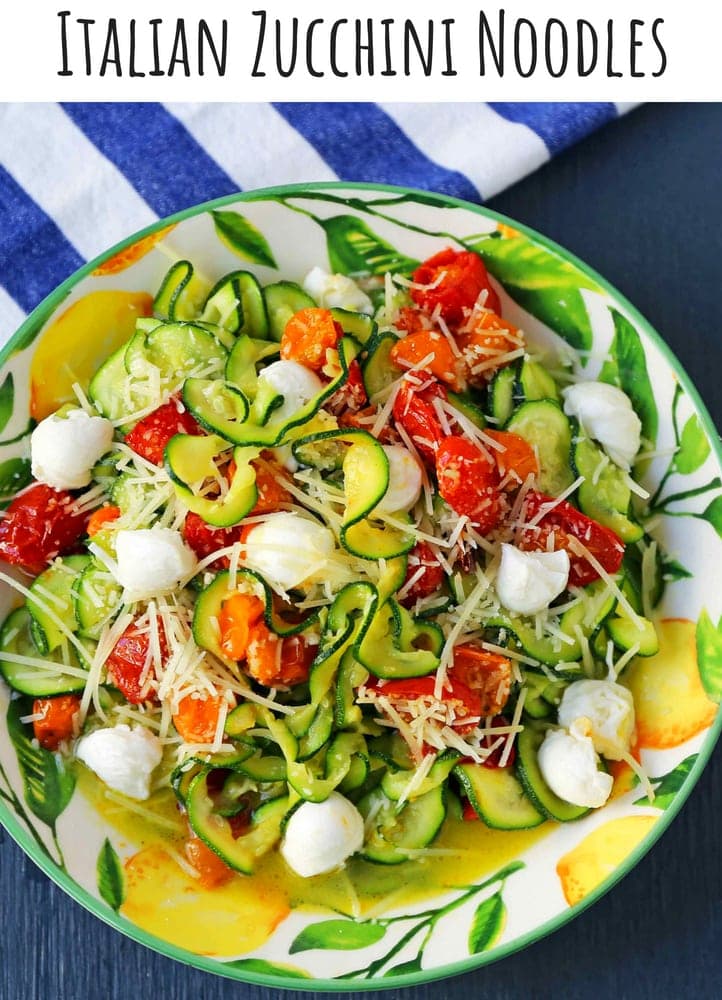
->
[281,792,365,877]
[303,266,374,315]
[257,360,324,425]
[115,528,197,599]
[562,382,642,471]
[558,679,635,761]
[31,408,114,490]
[375,445,423,514]
[76,724,162,800]
[537,721,613,808]
[243,512,335,592]
[495,544,570,616]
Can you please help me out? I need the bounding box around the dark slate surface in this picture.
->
[2,102,722,1000]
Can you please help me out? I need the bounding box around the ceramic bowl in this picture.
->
[1,183,720,991]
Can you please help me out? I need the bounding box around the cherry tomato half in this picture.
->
[399,541,446,608]
[173,694,230,744]
[392,379,448,464]
[411,248,500,326]
[449,645,512,717]
[389,328,467,392]
[0,483,89,575]
[106,621,168,705]
[182,513,245,569]
[326,359,368,416]
[280,307,342,372]
[518,490,625,588]
[369,674,481,734]
[245,624,316,688]
[124,396,202,467]
[435,435,502,534]
[32,694,81,751]
[484,430,539,489]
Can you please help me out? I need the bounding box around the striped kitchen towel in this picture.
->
[0,101,633,345]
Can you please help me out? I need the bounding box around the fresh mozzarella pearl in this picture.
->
[537,720,613,808]
[243,512,335,592]
[280,792,365,877]
[558,679,635,761]
[302,266,374,315]
[375,445,423,514]
[495,544,570,616]
[561,382,642,471]
[115,528,197,600]
[31,408,114,490]
[256,360,328,472]
[257,359,324,427]
[75,725,162,800]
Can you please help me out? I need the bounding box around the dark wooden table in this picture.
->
[2,103,722,1000]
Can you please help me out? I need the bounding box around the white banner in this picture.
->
[0,1,718,101]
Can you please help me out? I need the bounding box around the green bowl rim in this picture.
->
[1,180,720,993]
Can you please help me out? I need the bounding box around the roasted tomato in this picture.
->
[458,311,523,382]
[399,541,446,607]
[173,694,231,744]
[218,593,266,660]
[484,430,539,488]
[518,490,625,588]
[106,621,168,704]
[392,379,448,464]
[449,645,513,717]
[185,835,234,888]
[390,328,467,392]
[124,396,202,466]
[250,455,294,514]
[369,674,482,735]
[326,359,368,415]
[0,484,89,575]
[245,624,316,688]
[32,695,81,750]
[181,514,244,568]
[435,436,502,534]
[410,248,501,325]
[280,307,343,371]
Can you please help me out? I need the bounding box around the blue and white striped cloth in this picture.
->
[0,102,632,346]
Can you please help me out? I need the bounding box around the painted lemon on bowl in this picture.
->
[0,184,720,992]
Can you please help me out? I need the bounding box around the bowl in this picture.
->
[0,183,720,991]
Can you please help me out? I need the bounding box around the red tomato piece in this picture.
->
[458,311,524,383]
[173,694,231,744]
[218,593,266,660]
[326,359,368,416]
[245,624,316,688]
[124,396,202,466]
[32,694,81,750]
[280,307,343,372]
[369,675,482,734]
[483,430,539,488]
[518,490,625,588]
[0,484,90,575]
[338,406,398,444]
[435,436,502,534]
[389,329,468,392]
[399,541,446,607]
[411,248,501,325]
[181,513,244,569]
[450,645,513,718]
[392,379,448,464]
[185,835,234,888]
[250,455,294,515]
[106,621,168,704]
